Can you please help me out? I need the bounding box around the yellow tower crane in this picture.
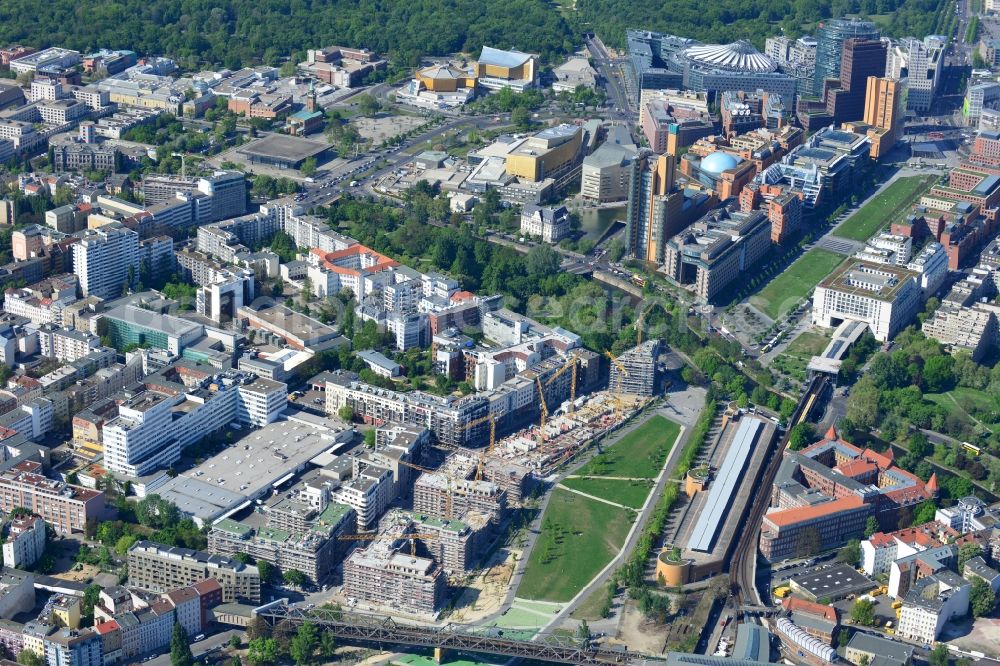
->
[605,350,629,377]
[535,375,548,442]
[545,352,580,412]
[398,459,455,517]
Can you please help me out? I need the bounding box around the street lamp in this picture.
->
[171,152,186,179]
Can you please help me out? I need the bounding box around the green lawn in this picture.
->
[574,416,681,479]
[517,489,635,602]
[570,586,610,621]
[772,330,832,381]
[750,249,845,320]
[560,476,654,509]
[832,175,936,241]
[926,387,1000,433]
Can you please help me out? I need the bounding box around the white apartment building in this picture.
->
[73,86,110,110]
[196,270,255,324]
[236,378,287,427]
[331,463,394,531]
[72,224,140,300]
[385,312,429,351]
[38,326,101,362]
[861,525,942,577]
[812,261,922,341]
[855,233,913,266]
[907,242,948,296]
[896,573,970,644]
[38,99,89,124]
[30,79,66,102]
[3,290,62,326]
[2,515,46,569]
[103,372,286,476]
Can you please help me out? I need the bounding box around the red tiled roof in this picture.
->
[764,495,866,528]
[835,459,877,478]
[191,578,222,596]
[94,620,120,635]
[782,596,838,622]
[862,447,893,468]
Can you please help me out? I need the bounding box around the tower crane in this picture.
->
[398,459,454,517]
[605,350,629,377]
[545,352,580,412]
[604,351,629,422]
[458,413,498,482]
[535,376,548,442]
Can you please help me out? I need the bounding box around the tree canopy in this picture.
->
[0,0,949,79]
[850,598,876,626]
[970,576,997,618]
[0,0,573,69]
[170,622,194,666]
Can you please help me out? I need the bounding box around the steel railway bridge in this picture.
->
[255,604,666,666]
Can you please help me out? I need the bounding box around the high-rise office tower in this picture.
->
[829,38,888,123]
[860,75,903,158]
[625,152,683,263]
[813,19,880,96]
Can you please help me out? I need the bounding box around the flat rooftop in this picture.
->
[239,303,341,345]
[687,416,764,552]
[790,563,874,600]
[160,416,353,524]
[672,413,776,567]
[237,133,329,162]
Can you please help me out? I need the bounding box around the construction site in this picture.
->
[325,382,654,619]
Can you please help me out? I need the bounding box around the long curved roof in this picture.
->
[681,41,777,73]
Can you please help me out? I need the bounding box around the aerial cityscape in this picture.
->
[0,2,995,666]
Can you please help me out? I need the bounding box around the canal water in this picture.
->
[576,205,626,242]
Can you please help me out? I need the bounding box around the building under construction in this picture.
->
[325,341,592,449]
[609,339,663,396]
[342,523,448,617]
[384,508,493,573]
[413,474,506,522]
[471,452,534,504]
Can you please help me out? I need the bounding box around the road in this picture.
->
[147,629,242,666]
[586,36,634,124]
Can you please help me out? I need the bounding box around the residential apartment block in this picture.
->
[2,514,46,569]
[0,460,105,535]
[127,541,261,602]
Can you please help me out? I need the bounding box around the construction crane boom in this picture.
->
[535,376,548,440]
[545,352,579,409]
[398,460,435,474]
[605,350,628,376]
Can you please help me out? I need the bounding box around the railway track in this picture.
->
[729,376,829,609]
